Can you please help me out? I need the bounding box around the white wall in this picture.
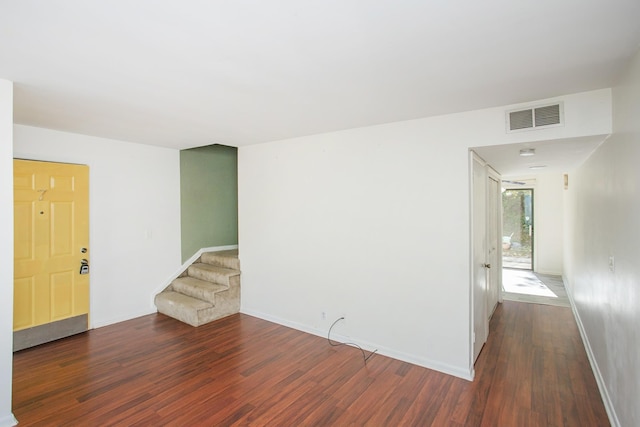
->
[238,89,612,379]
[534,173,564,275]
[0,81,17,427]
[564,50,640,427]
[13,125,182,328]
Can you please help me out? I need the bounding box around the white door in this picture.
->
[471,153,488,362]
[486,172,501,317]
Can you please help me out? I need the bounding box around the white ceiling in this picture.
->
[1,0,639,149]
[472,135,608,178]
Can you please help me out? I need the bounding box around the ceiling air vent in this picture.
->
[507,102,563,133]
[534,104,561,127]
[509,109,533,130]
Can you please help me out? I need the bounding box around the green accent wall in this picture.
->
[180,144,238,262]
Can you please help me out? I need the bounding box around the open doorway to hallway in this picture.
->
[502,188,533,270]
[500,185,569,307]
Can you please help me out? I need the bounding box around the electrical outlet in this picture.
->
[321,311,326,321]
[609,256,615,273]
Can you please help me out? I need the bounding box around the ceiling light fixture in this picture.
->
[529,165,547,170]
[519,148,536,156]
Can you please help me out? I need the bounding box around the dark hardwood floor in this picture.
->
[13,301,609,426]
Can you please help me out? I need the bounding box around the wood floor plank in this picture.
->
[13,302,610,426]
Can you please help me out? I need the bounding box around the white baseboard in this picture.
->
[150,245,239,304]
[535,269,562,276]
[240,307,473,381]
[91,307,158,329]
[0,413,18,427]
[564,275,620,427]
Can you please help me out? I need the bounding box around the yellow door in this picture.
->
[13,159,89,332]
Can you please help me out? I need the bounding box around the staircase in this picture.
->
[154,249,240,326]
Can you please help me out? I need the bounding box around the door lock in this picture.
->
[79,259,90,275]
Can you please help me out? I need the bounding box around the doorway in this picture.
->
[502,188,533,270]
[13,159,90,351]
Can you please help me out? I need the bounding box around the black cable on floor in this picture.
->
[327,317,377,365]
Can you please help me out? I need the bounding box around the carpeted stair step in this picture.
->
[154,249,242,327]
[188,263,240,286]
[154,291,213,327]
[171,276,228,304]
[201,249,240,270]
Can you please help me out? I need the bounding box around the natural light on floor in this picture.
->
[502,269,558,298]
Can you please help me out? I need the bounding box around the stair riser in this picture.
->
[188,265,240,286]
[200,252,240,270]
[155,293,212,327]
[172,281,226,304]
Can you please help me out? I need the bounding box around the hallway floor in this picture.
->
[502,269,570,307]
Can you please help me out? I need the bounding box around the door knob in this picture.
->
[483,263,491,268]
